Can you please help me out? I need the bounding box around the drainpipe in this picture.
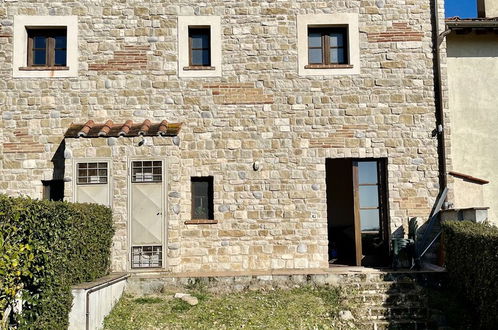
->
[85,274,129,330]
[431,0,451,194]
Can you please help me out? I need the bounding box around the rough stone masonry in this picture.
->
[0,0,450,273]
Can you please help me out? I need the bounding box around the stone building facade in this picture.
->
[0,1,449,273]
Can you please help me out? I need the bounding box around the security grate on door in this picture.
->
[131,245,162,268]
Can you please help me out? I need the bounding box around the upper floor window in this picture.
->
[297,14,360,76]
[178,16,221,78]
[27,28,67,67]
[189,27,211,67]
[308,27,348,66]
[13,15,78,78]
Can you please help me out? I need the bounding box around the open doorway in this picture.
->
[326,158,390,267]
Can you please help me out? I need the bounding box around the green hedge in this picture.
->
[442,220,498,329]
[0,195,114,329]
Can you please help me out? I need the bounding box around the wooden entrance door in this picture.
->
[352,160,389,266]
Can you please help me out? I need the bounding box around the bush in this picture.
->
[442,220,498,329]
[0,195,114,329]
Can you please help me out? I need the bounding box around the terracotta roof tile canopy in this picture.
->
[65,120,182,138]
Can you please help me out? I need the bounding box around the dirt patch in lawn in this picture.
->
[103,286,353,329]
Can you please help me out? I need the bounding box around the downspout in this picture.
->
[431,0,451,193]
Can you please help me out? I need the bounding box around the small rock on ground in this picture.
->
[174,293,199,306]
[339,310,355,321]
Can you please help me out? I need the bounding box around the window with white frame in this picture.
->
[178,16,221,78]
[297,14,360,76]
[13,16,78,78]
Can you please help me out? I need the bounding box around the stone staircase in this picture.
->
[341,272,447,330]
[126,267,448,329]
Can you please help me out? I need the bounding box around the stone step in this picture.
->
[344,292,427,306]
[354,306,429,321]
[342,281,420,293]
[336,273,423,284]
[356,320,432,330]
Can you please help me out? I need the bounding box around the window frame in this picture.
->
[76,162,109,185]
[188,26,211,67]
[307,27,349,66]
[131,160,163,183]
[27,28,67,68]
[189,176,215,223]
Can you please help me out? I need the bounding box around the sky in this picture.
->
[445,0,477,18]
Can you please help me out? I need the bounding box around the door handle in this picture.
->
[156,212,162,216]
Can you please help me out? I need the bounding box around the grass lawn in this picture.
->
[103,286,353,329]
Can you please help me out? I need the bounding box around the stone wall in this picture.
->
[0,1,448,273]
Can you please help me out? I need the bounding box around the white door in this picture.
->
[130,160,164,268]
[75,161,110,206]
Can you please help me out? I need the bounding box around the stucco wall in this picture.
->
[447,32,498,224]
[0,1,447,272]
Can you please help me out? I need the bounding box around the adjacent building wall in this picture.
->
[447,32,498,224]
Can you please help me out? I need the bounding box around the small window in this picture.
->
[77,162,108,185]
[191,177,214,220]
[189,27,211,67]
[27,28,67,67]
[132,161,162,183]
[307,27,348,65]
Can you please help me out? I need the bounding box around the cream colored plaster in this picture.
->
[297,13,360,76]
[447,33,498,223]
[178,16,222,78]
[484,0,498,17]
[452,177,486,209]
[13,16,78,78]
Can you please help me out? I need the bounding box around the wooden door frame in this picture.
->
[352,161,363,266]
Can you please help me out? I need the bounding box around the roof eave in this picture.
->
[446,20,498,30]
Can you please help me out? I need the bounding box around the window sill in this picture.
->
[183,66,216,71]
[184,219,218,225]
[19,66,70,71]
[304,64,353,69]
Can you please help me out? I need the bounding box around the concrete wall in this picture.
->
[69,275,127,330]
[447,32,498,224]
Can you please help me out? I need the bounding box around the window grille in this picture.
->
[132,161,162,183]
[77,162,108,184]
[131,246,162,268]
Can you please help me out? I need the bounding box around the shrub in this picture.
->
[0,195,114,329]
[442,220,498,329]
